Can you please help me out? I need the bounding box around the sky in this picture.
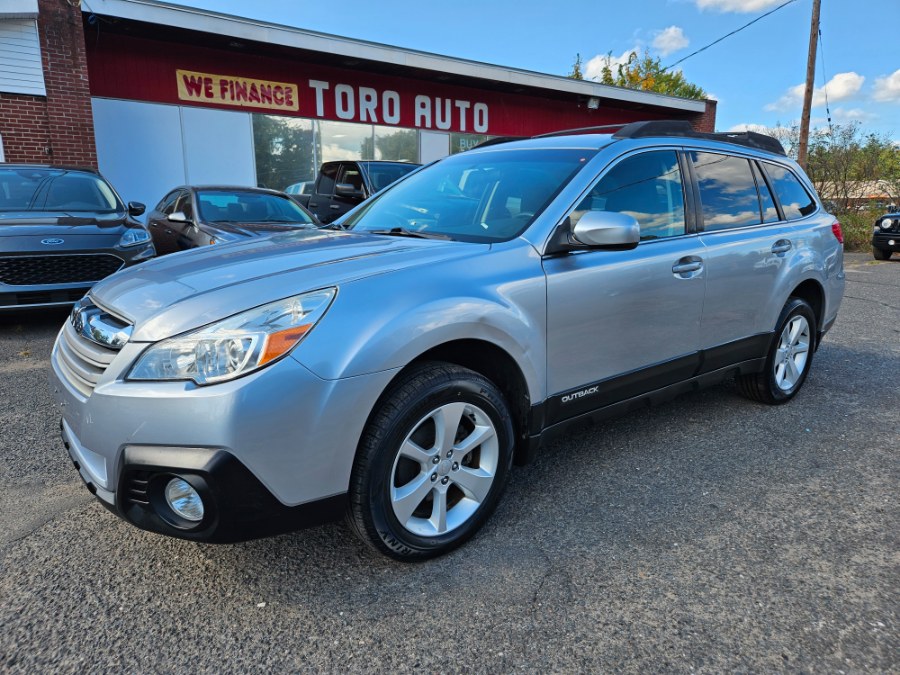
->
[163,0,899,141]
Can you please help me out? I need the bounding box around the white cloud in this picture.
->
[873,69,900,102]
[695,0,786,11]
[585,49,639,80]
[728,123,771,133]
[765,71,865,112]
[652,26,689,57]
[831,107,877,123]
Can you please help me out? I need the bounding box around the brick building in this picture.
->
[1,0,717,209]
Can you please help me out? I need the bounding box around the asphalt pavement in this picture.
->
[0,252,897,673]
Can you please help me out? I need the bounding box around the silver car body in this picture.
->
[49,132,845,541]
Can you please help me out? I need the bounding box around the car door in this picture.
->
[690,151,800,358]
[331,162,366,221]
[146,189,183,254]
[543,149,706,425]
[307,163,339,223]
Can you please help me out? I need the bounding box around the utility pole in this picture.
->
[797,0,821,170]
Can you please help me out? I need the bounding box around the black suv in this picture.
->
[297,160,420,224]
[872,212,899,260]
[0,166,154,310]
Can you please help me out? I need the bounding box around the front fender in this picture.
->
[291,242,547,402]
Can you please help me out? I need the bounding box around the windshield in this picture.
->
[359,162,420,193]
[0,168,122,213]
[196,190,316,225]
[345,149,594,243]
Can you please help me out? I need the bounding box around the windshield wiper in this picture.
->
[366,227,450,240]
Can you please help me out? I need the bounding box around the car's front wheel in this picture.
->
[348,362,514,561]
[873,247,892,261]
[737,297,816,405]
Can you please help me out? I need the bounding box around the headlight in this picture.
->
[881,218,893,229]
[127,288,336,385]
[119,227,151,247]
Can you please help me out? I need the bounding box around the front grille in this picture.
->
[55,318,118,397]
[0,254,124,286]
[0,287,88,307]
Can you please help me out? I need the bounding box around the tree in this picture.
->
[597,50,706,100]
[568,53,584,80]
[779,122,900,212]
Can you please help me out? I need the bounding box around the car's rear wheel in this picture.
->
[873,247,892,261]
[347,362,514,561]
[737,298,816,405]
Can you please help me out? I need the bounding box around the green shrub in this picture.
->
[836,211,875,252]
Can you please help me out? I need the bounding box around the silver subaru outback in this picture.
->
[49,121,845,560]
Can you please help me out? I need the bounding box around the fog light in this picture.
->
[890,239,896,246]
[164,478,204,521]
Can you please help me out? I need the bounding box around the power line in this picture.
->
[662,0,798,73]
[818,27,833,135]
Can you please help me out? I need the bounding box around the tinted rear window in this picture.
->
[0,169,120,212]
[762,162,817,220]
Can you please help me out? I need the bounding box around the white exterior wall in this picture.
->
[92,98,256,214]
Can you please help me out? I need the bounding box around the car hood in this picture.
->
[206,221,315,238]
[0,211,130,235]
[0,211,131,252]
[90,228,482,341]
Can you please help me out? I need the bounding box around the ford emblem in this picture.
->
[41,238,65,245]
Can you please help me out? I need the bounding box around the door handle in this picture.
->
[164,229,173,235]
[672,257,703,276]
[330,204,340,210]
[308,202,318,208]
[772,240,792,254]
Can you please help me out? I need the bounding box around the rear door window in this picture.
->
[572,150,686,241]
[761,162,817,220]
[690,152,761,231]
[315,164,338,196]
[752,162,780,223]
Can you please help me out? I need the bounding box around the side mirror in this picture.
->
[168,211,190,224]
[334,182,364,200]
[571,211,640,249]
[128,201,146,217]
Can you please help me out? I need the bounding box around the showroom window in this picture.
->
[253,115,316,192]
[253,116,421,191]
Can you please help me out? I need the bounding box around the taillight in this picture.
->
[831,220,844,244]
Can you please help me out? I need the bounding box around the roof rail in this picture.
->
[532,123,632,139]
[612,120,786,156]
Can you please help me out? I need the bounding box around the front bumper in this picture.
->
[50,329,399,542]
[872,232,900,252]
[60,420,345,542]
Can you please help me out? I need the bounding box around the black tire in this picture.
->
[873,247,892,261]
[737,298,817,405]
[347,362,515,561]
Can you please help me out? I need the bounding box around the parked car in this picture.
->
[0,165,153,310]
[284,181,315,196]
[294,160,420,223]
[50,121,845,560]
[146,186,318,255]
[872,212,898,260]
